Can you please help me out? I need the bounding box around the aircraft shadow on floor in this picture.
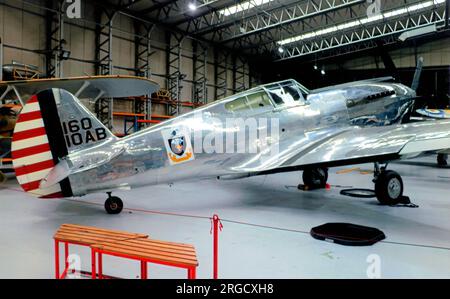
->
[393,160,450,168]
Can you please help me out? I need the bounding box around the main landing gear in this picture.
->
[302,167,329,189]
[301,164,410,206]
[104,192,123,214]
[373,163,406,205]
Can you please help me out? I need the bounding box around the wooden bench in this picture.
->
[91,238,199,279]
[53,224,148,279]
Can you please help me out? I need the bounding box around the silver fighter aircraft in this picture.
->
[11,75,450,214]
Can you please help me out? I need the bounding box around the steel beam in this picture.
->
[276,7,447,61]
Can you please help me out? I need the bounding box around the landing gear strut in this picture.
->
[104,192,123,214]
[373,163,404,205]
[302,167,328,189]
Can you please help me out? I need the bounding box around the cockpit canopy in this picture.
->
[224,79,309,113]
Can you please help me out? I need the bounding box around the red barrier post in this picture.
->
[212,214,223,279]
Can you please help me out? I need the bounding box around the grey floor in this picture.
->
[1,156,449,279]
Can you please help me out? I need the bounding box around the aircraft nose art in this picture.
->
[11,91,73,198]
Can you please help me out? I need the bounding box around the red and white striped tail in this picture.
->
[12,95,64,198]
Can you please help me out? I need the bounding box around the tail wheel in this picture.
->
[303,168,328,188]
[375,170,404,205]
[105,196,123,214]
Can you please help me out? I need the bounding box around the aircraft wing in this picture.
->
[230,120,450,176]
[0,75,160,102]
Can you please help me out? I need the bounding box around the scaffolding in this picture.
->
[232,55,247,93]
[96,10,115,76]
[135,24,154,79]
[192,41,208,105]
[166,32,185,116]
[214,48,229,101]
[94,9,116,130]
[45,0,65,78]
[134,23,154,128]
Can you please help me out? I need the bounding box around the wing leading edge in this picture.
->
[234,120,450,176]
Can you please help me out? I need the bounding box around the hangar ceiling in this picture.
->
[103,0,450,62]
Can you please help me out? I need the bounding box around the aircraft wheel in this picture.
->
[104,196,123,214]
[0,171,6,184]
[375,170,403,205]
[302,168,328,188]
[437,154,448,166]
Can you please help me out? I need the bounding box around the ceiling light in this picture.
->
[278,46,284,53]
[219,0,273,17]
[188,3,197,11]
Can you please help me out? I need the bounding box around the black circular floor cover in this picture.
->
[340,188,376,198]
[310,223,386,246]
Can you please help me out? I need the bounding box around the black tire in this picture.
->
[437,154,448,166]
[375,170,403,205]
[302,168,328,188]
[104,196,123,214]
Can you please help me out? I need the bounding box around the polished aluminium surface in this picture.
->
[56,78,450,197]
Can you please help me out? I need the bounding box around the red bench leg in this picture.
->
[98,253,103,279]
[91,249,96,279]
[54,240,60,279]
[64,243,69,275]
[140,261,148,279]
[188,267,196,279]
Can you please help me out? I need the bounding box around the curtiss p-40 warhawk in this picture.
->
[10,71,450,214]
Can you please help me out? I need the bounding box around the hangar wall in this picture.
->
[0,0,252,106]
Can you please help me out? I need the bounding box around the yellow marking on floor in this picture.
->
[336,167,374,175]
[336,167,360,174]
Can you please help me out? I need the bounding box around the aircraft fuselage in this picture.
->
[67,80,416,196]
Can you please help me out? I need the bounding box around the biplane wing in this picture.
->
[0,75,160,105]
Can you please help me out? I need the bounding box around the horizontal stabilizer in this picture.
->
[39,159,70,189]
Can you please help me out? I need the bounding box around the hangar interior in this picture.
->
[0,0,450,278]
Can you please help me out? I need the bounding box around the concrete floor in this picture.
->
[0,156,449,279]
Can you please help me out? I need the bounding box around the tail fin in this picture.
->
[11,88,116,198]
[411,57,424,91]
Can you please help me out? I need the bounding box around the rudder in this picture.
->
[12,88,116,198]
